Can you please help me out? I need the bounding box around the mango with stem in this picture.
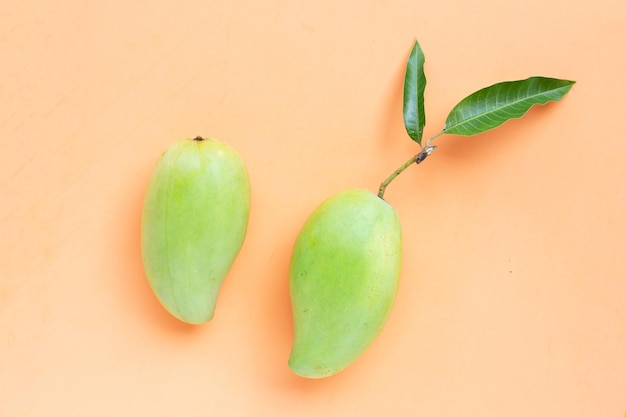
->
[288,189,402,378]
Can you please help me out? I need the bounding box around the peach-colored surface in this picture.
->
[2,1,625,415]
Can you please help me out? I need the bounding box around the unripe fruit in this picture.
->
[141,136,250,324]
[288,188,402,378]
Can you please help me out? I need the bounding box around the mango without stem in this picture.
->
[141,137,250,324]
[288,188,402,378]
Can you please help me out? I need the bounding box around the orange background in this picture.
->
[2,0,625,415]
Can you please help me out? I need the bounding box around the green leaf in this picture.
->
[403,40,426,145]
[443,76,575,136]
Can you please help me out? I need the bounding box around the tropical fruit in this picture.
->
[288,188,402,378]
[141,136,250,324]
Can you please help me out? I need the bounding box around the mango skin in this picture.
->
[141,137,250,324]
[288,188,402,378]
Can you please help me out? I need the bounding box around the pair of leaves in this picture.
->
[403,40,575,145]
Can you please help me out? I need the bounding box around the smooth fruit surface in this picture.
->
[288,188,402,378]
[141,137,250,324]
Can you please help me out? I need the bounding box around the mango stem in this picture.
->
[377,144,437,200]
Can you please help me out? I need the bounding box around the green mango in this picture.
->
[288,188,402,378]
[141,136,250,324]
